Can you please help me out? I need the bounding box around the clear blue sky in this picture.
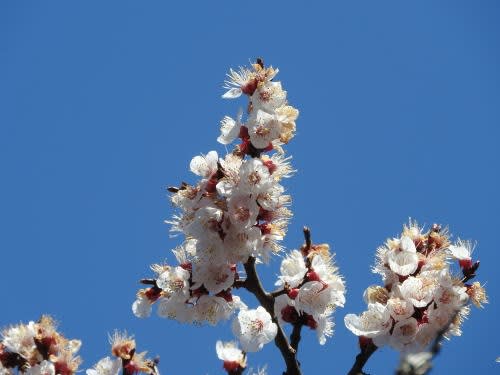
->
[1,1,499,374]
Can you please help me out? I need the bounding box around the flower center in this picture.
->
[250,319,264,334]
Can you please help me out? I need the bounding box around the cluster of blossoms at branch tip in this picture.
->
[132,60,299,352]
[0,316,81,375]
[274,241,345,345]
[87,331,159,375]
[344,221,487,353]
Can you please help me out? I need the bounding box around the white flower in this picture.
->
[215,341,246,371]
[275,250,307,288]
[296,281,344,318]
[132,296,153,318]
[1,321,37,356]
[156,266,190,299]
[238,158,272,195]
[26,361,55,375]
[86,357,121,375]
[387,236,419,276]
[344,303,392,338]
[227,194,259,230]
[386,297,414,321]
[399,276,437,308]
[448,240,473,261]
[390,317,418,351]
[157,297,193,323]
[217,110,242,145]
[172,239,197,264]
[223,227,263,264]
[193,295,238,325]
[222,64,278,99]
[435,285,468,309]
[311,254,344,287]
[216,154,243,197]
[414,322,439,349]
[232,307,277,352]
[222,67,253,99]
[251,81,287,113]
[189,151,218,178]
[194,236,226,267]
[257,184,286,211]
[169,186,202,214]
[247,110,281,149]
[184,206,224,240]
[191,261,235,294]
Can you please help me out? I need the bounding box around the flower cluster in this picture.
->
[274,241,346,345]
[132,61,298,352]
[344,221,487,353]
[0,316,81,375]
[87,331,158,375]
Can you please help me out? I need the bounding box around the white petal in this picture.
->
[400,236,416,253]
[132,297,152,318]
[190,155,209,176]
[388,251,419,276]
[205,151,219,169]
[222,88,242,99]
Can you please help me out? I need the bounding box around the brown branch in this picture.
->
[242,256,302,375]
[290,322,304,353]
[347,339,377,375]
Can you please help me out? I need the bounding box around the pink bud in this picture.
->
[306,271,320,282]
[459,258,473,269]
[241,79,257,96]
[287,288,299,300]
[223,360,241,372]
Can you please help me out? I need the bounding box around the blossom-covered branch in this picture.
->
[344,221,487,374]
[0,316,81,375]
[0,317,159,375]
[131,59,345,374]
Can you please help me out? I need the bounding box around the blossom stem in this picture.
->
[347,341,377,375]
[242,256,302,375]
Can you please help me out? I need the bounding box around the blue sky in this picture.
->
[1,1,499,374]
